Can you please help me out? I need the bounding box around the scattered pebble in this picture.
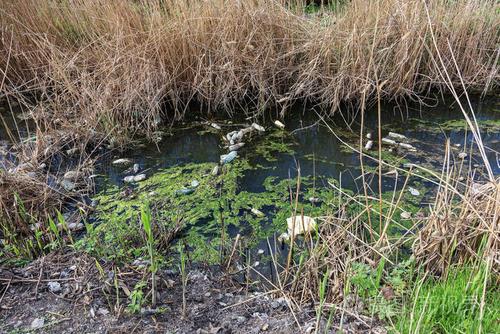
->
[48,281,62,293]
[31,318,44,330]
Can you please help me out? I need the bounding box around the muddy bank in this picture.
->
[0,251,384,334]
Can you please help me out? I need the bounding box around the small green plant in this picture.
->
[179,243,188,318]
[141,204,158,306]
[127,280,147,313]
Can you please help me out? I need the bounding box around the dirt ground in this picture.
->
[0,252,384,333]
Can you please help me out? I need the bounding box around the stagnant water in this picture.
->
[1,95,499,277]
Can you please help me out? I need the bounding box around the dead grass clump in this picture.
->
[283,204,372,305]
[413,177,500,276]
[0,0,498,144]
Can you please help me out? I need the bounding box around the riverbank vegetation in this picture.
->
[0,0,499,333]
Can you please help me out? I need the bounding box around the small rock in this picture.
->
[261,323,269,331]
[388,131,406,140]
[31,318,44,330]
[112,158,132,166]
[408,187,420,196]
[229,142,245,152]
[364,140,373,150]
[48,281,62,293]
[274,120,285,129]
[251,123,265,132]
[204,292,211,298]
[210,123,221,130]
[458,152,467,159]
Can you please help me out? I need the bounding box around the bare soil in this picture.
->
[0,251,383,333]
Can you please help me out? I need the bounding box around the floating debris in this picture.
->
[382,137,397,146]
[211,165,220,175]
[274,120,285,129]
[133,174,147,182]
[278,232,290,242]
[123,175,135,183]
[364,140,373,150]
[190,180,200,188]
[112,158,132,166]
[133,163,140,174]
[308,197,321,204]
[398,143,416,151]
[286,215,317,236]
[175,187,195,196]
[408,187,420,196]
[366,132,373,139]
[226,131,237,142]
[458,152,467,159]
[388,132,406,140]
[229,142,245,152]
[400,211,411,219]
[251,123,265,132]
[257,249,265,255]
[250,208,265,217]
[210,123,221,130]
[220,151,238,164]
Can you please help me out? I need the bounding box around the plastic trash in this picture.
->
[220,151,238,164]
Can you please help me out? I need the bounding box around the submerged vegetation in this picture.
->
[0,0,499,332]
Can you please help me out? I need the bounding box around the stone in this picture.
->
[274,120,285,129]
[112,158,132,166]
[286,216,317,236]
[31,318,44,330]
[48,281,62,293]
[261,323,269,331]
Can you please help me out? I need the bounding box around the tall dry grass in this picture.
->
[0,0,498,143]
